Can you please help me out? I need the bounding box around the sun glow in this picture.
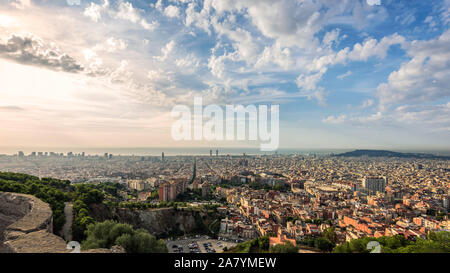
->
[0,14,13,28]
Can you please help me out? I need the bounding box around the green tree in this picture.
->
[322,227,337,244]
[270,242,298,253]
[82,220,168,253]
[314,237,335,252]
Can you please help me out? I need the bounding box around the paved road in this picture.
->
[62,202,73,241]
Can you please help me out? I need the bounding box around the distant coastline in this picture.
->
[0,147,450,157]
[335,149,450,160]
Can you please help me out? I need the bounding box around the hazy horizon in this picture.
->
[2,146,450,156]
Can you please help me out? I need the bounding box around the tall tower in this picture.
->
[162,152,165,162]
[210,149,213,157]
[216,149,218,157]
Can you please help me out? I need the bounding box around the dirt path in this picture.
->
[62,202,73,241]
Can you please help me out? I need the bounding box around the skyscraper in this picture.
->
[159,182,170,202]
[162,152,165,161]
[362,176,387,195]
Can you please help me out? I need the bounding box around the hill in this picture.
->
[335,149,450,160]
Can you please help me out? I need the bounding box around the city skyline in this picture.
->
[0,0,449,150]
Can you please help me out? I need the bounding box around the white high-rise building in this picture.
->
[362,176,387,195]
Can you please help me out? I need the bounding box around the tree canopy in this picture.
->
[82,220,168,253]
[333,232,450,253]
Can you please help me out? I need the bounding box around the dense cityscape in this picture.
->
[0,0,449,264]
[1,149,448,253]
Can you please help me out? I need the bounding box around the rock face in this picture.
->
[116,208,198,236]
[89,204,209,237]
[0,192,68,253]
[0,192,127,253]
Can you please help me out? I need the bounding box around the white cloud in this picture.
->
[175,54,200,72]
[255,42,293,70]
[154,40,176,61]
[377,30,450,107]
[347,33,406,61]
[322,114,347,124]
[322,29,342,49]
[83,0,158,31]
[93,37,128,53]
[360,99,374,109]
[357,111,383,123]
[366,0,381,6]
[297,68,327,91]
[115,1,141,23]
[337,71,352,80]
[147,68,174,84]
[393,103,450,129]
[164,5,180,18]
[83,0,109,22]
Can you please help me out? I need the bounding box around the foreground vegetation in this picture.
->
[334,231,450,253]
[226,230,450,253]
[0,172,115,240]
[226,236,298,253]
[0,172,72,232]
[82,220,167,253]
[0,172,223,245]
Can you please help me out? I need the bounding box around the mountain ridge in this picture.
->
[334,149,450,160]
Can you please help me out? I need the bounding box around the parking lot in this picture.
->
[166,236,238,253]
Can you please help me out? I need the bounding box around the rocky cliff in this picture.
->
[0,192,68,253]
[0,192,125,253]
[90,204,215,237]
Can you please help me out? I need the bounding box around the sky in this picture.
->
[0,0,449,151]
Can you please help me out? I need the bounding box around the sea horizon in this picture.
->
[1,147,450,157]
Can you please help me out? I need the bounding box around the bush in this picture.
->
[270,242,298,253]
[333,232,450,253]
[0,172,71,232]
[82,220,168,253]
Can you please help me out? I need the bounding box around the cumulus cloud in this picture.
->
[175,54,200,73]
[393,103,450,130]
[255,43,293,70]
[93,37,128,53]
[297,68,327,91]
[207,0,387,48]
[347,33,406,61]
[154,40,176,61]
[307,33,406,73]
[164,5,180,18]
[324,103,450,133]
[377,30,450,107]
[323,114,347,124]
[83,0,109,22]
[366,0,381,6]
[84,0,158,30]
[0,34,83,73]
